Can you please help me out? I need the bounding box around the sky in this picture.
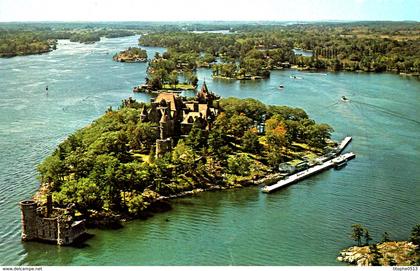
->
[0,0,418,22]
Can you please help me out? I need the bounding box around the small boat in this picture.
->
[341,96,349,102]
[278,85,284,89]
[334,160,348,169]
[333,156,348,169]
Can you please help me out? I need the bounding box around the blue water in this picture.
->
[293,48,313,57]
[0,35,419,265]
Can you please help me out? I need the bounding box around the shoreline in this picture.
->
[337,241,419,266]
[83,174,265,228]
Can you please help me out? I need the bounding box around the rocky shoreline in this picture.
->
[337,241,419,266]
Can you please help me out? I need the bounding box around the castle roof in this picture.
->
[155,93,181,111]
[160,109,171,123]
[181,112,202,124]
[201,81,208,94]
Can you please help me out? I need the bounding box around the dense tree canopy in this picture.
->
[37,97,333,219]
[139,22,420,76]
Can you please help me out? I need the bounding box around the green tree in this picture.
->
[229,114,253,138]
[130,122,159,151]
[242,129,262,154]
[381,232,391,243]
[364,229,372,245]
[37,155,67,190]
[227,154,251,176]
[185,122,207,151]
[409,224,420,245]
[208,128,230,160]
[351,224,364,246]
[172,140,196,172]
[369,244,382,266]
[168,70,179,88]
[124,191,150,215]
[53,177,102,213]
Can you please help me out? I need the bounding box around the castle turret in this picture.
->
[159,110,170,139]
[20,200,38,241]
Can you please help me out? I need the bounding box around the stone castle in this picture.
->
[20,195,86,245]
[140,82,220,157]
[19,82,219,245]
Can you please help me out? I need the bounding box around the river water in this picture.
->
[0,35,419,266]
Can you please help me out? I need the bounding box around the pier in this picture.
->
[262,152,356,193]
[336,136,352,154]
[261,136,355,193]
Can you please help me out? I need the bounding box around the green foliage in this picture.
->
[369,244,382,266]
[53,177,102,212]
[139,23,420,76]
[219,97,267,121]
[207,128,230,160]
[409,224,420,246]
[364,229,373,245]
[381,232,391,243]
[304,123,334,148]
[37,96,334,218]
[172,140,197,172]
[145,49,199,90]
[228,114,253,138]
[124,191,149,215]
[242,129,262,154]
[351,224,365,246]
[0,25,136,57]
[114,47,147,62]
[185,122,207,151]
[129,122,159,152]
[227,154,251,176]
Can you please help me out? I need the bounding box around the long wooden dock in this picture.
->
[262,152,356,193]
[336,136,352,154]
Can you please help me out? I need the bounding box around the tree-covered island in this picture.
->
[134,51,199,92]
[139,22,420,78]
[113,47,148,63]
[0,24,137,57]
[35,83,334,228]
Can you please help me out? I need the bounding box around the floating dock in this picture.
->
[262,152,356,193]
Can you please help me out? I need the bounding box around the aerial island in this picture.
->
[6,21,418,266]
[21,81,338,244]
[113,47,148,62]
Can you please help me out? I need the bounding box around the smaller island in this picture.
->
[133,51,199,93]
[113,47,148,63]
[338,224,420,266]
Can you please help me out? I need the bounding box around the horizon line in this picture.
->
[1,19,419,24]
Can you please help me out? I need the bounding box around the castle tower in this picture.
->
[20,200,38,241]
[159,109,172,139]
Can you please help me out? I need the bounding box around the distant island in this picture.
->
[134,51,198,92]
[1,21,418,78]
[338,224,420,266]
[25,82,336,244]
[113,47,148,63]
[0,24,136,57]
[139,22,420,77]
